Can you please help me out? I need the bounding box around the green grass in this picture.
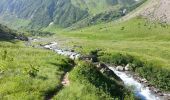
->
[0,40,136,100]
[0,39,134,100]
[53,61,135,100]
[0,41,74,100]
[58,17,170,69]
[48,17,170,91]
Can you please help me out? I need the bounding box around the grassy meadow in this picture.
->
[0,40,136,100]
[0,40,75,99]
[49,17,170,91]
[58,17,170,69]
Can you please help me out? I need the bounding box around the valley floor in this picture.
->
[0,39,134,100]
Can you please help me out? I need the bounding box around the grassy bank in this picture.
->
[53,61,135,100]
[0,41,74,99]
[99,53,170,91]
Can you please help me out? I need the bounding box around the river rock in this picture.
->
[116,66,124,71]
[44,45,51,49]
[141,78,147,83]
[158,92,164,96]
[125,64,130,71]
[70,54,75,60]
[75,54,80,60]
[154,89,161,94]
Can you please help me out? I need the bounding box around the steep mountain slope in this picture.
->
[141,0,170,23]
[0,0,145,29]
[115,0,170,24]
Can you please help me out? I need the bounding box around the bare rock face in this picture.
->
[116,66,124,71]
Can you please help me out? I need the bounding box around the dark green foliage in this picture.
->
[99,53,135,66]
[136,63,170,91]
[70,61,128,98]
[0,24,17,40]
[57,58,75,72]
[0,24,28,41]
[100,52,170,91]
[89,49,100,62]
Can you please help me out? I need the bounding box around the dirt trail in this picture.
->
[61,72,70,86]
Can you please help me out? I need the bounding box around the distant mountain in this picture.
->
[0,0,145,29]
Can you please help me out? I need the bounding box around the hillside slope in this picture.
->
[0,0,145,29]
[0,24,27,41]
[116,0,170,24]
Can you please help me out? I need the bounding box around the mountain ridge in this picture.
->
[0,0,145,30]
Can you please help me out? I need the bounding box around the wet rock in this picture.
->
[141,78,147,83]
[75,54,81,60]
[158,92,164,96]
[100,68,105,73]
[116,66,124,71]
[125,64,130,71]
[154,89,161,94]
[44,45,51,49]
[70,54,75,60]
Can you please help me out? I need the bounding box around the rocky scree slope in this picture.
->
[141,0,170,23]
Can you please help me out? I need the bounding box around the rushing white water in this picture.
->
[44,42,81,60]
[109,67,160,100]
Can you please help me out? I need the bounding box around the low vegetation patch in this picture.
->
[53,61,135,100]
[99,52,170,91]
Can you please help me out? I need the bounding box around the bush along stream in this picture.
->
[99,53,170,100]
[29,40,170,100]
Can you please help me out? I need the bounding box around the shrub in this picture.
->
[99,52,170,91]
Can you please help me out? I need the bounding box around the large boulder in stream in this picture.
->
[125,64,130,71]
[116,66,124,71]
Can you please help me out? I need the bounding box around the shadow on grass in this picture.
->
[44,84,64,100]
[44,59,75,100]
